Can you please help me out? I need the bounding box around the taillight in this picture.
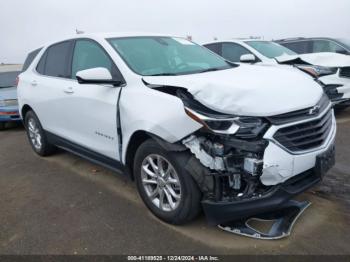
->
[15,76,19,87]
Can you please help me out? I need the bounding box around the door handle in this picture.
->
[31,80,38,86]
[64,87,74,94]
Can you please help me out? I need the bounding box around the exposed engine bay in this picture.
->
[182,133,269,203]
[153,86,273,203]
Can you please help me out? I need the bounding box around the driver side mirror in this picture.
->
[240,54,256,63]
[76,67,123,86]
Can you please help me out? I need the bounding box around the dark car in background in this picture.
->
[275,37,350,55]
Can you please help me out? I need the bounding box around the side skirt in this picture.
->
[46,131,128,176]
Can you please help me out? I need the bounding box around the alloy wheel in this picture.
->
[141,154,182,212]
[27,118,42,151]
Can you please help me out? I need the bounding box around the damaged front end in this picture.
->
[181,131,279,225]
[176,89,272,224]
[276,57,350,106]
[175,89,333,225]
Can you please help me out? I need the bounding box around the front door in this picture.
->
[60,39,124,160]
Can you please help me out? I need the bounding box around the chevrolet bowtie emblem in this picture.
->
[309,105,320,115]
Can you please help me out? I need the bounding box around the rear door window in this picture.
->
[36,41,73,78]
[281,41,310,54]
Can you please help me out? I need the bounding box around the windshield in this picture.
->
[246,41,297,58]
[108,37,233,76]
[0,71,20,88]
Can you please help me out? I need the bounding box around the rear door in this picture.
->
[30,40,75,136]
[60,39,123,160]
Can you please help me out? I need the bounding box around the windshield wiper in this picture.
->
[147,73,179,76]
[198,67,222,73]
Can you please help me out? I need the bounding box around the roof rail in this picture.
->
[231,36,263,40]
[276,37,306,42]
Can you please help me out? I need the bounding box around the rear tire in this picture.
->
[24,111,56,156]
[134,139,202,225]
[0,122,5,131]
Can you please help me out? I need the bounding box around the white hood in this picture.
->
[276,52,350,67]
[143,64,324,116]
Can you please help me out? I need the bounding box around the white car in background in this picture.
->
[204,39,350,109]
[18,33,336,225]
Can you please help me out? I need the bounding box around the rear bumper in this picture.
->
[0,107,21,122]
[202,169,322,225]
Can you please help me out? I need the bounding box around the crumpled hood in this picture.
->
[276,52,350,68]
[143,64,323,116]
[0,87,17,100]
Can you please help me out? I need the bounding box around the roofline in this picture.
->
[39,32,188,48]
[275,37,343,42]
[202,39,272,45]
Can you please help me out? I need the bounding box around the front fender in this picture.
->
[120,86,201,163]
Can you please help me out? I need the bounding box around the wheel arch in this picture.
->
[21,104,34,121]
[124,130,152,180]
[124,130,188,180]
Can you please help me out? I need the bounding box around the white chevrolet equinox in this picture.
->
[18,33,336,225]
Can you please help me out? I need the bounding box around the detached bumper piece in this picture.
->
[218,200,311,240]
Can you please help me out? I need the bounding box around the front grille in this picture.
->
[267,94,330,125]
[273,109,333,152]
[339,67,350,78]
[323,84,343,101]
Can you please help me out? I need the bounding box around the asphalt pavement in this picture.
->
[0,111,350,255]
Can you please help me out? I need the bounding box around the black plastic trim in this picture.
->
[46,131,127,176]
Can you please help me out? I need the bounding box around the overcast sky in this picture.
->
[1,0,349,63]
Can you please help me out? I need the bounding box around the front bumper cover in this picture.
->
[202,168,322,225]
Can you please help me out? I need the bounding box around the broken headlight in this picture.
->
[297,65,338,78]
[185,108,268,137]
[234,117,269,138]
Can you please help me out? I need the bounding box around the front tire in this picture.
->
[24,111,56,156]
[0,122,5,131]
[134,139,201,225]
